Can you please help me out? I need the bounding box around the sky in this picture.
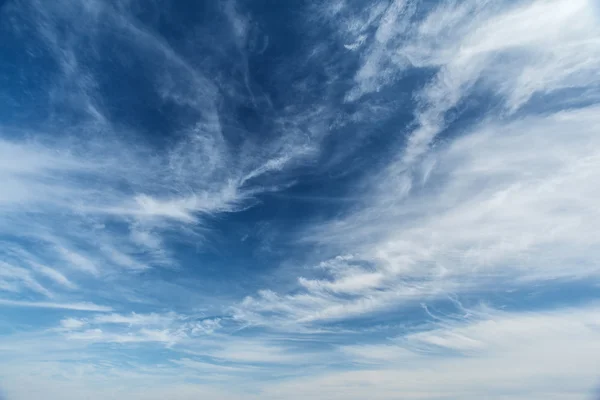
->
[0,0,599,399]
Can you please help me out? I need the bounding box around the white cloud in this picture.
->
[231,304,600,400]
[0,262,53,298]
[236,105,600,327]
[30,263,77,289]
[0,299,112,312]
[230,0,600,329]
[92,312,181,326]
[171,358,249,373]
[344,0,600,166]
[3,304,599,400]
[53,246,99,276]
[66,328,186,345]
[0,0,340,312]
[202,339,308,364]
[59,318,87,330]
[51,312,225,349]
[99,246,148,271]
[190,318,222,335]
[1,1,600,399]
[325,304,600,400]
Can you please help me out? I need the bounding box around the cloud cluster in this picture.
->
[2,304,599,400]
[0,0,340,308]
[56,312,222,345]
[274,304,600,400]
[236,105,600,328]
[235,0,600,328]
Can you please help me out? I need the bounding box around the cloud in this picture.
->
[1,0,599,399]
[53,312,225,349]
[92,312,181,326]
[0,262,53,298]
[2,304,599,400]
[58,313,188,333]
[59,318,87,330]
[343,0,600,166]
[0,299,112,312]
[66,328,186,345]
[0,0,340,314]
[198,338,314,364]
[171,358,249,373]
[234,105,600,328]
[232,0,600,330]
[222,303,600,400]
[326,304,600,399]
[30,263,77,290]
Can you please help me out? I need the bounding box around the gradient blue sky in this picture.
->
[1,0,600,399]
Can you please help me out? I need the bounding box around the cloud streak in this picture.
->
[235,105,600,328]
[0,299,112,312]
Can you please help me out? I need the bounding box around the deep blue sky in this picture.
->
[1,0,600,399]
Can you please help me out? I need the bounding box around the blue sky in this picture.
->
[1,0,600,399]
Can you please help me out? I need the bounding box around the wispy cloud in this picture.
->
[282,304,600,400]
[342,0,600,165]
[235,105,600,328]
[53,311,226,348]
[0,0,339,312]
[229,0,600,331]
[1,0,599,399]
[2,303,599,399]
[0,299,112,312]
[91,312,182,326]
